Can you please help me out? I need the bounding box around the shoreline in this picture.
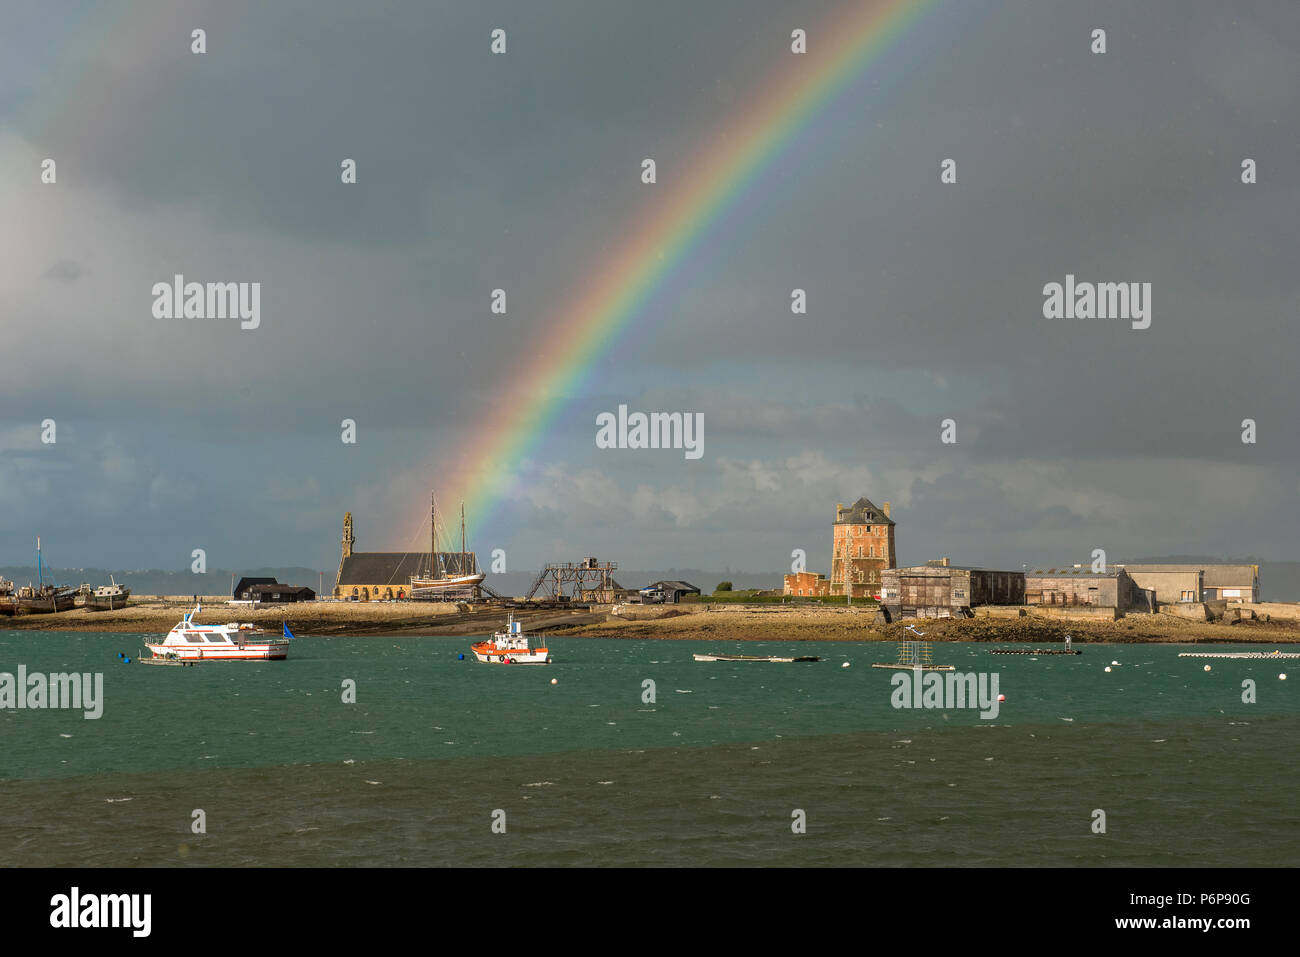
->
[4,598,1300,644]
[547,610,1300,645]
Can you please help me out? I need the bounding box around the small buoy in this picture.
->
[550,678,557,685]
[1111,660,1119,666]
[1204,665,1211,672]
[457,653,464,660]
[997,694,1005,702]
[1104,666,1112,673]
[1280,674,1288,681]
[124,657,131,664]
[117,652,124,658]
[841,661,850,669]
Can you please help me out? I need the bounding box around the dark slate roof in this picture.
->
[835,497,894,526]
[645,580,700,593]
[249,584,315,598]
[233,576,277,597]
[337,552,477,586]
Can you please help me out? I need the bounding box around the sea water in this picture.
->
[1,632,1296,866]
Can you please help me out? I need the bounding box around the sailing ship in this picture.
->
[409,492,486,595]
[6,539,76,614]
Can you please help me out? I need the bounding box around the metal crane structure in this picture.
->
[526,557,624,603]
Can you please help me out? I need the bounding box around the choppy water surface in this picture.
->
[2,632,1297,865]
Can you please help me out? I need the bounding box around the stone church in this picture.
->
[332,512,474,600]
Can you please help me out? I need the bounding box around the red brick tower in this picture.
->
[830,498,895,599]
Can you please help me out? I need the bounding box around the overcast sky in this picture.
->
[1,0,1297,577]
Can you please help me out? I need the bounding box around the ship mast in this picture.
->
[430,490,437,579]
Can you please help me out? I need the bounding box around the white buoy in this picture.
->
[550,678,558,685]
[1104,666,1112,673]
[1280,674,1287,681]
[841,661,850,669]
[1111,660,1119,666]
[1204,665,1211,672]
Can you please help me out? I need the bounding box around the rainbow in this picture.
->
[394,0,943,548]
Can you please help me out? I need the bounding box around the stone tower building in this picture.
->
[341,512,354,558]
[830,497,896,598]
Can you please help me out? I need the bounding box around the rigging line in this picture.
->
[386,505,433,587]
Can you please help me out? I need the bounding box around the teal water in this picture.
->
[2,632,1298,866]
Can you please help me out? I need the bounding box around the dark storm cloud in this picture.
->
[1,0,1296,571]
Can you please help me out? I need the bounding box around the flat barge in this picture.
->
[989,648,1083,655]
[1177,651,1300,660]
[694,653,821,662]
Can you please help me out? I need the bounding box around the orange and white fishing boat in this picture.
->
[145,606,290,661]
[471,614,550,664]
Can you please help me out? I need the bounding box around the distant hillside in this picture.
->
[482,568,779,597]
[0,566,777,598]
[9,560,1290,602]
[0,566,329,597]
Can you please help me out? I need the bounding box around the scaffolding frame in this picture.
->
[526,558,624,602]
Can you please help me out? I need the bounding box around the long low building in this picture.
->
[881,561,1024,619]
[1025,569,1149,612]
[1115,563,1259,603]
[783,571,830,597]
[249,583,316,604]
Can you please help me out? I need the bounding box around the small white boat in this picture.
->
[471,614,550,664]
[145,605,289,661]
[694,653,821,663]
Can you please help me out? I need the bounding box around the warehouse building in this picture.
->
[881,560,1024,619]
[1116,563,1259,603]
[1025,568,1149,612]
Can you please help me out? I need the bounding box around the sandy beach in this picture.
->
[1,596,602,637]
[547,603,1300,644]
[8,596,1299,643]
